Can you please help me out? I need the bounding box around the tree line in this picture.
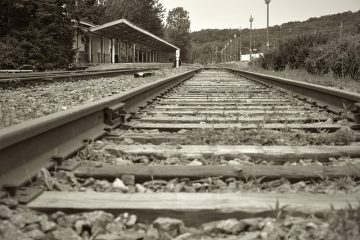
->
[0,0,191,70]
[190,10,360,64]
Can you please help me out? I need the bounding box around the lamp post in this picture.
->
[249,15,254,60]
[229,40,232,61]
[234,34,237,61]
[265,0,271,50]
[239,27,242,61]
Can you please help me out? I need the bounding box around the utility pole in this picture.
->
[234,34,237,61]
[229,40,232,61]
[249,15,254,60]
[239,27,242,61]
[265,0,271,50]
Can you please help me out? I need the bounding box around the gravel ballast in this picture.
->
[0,196,358,240]
[0,67,193,129]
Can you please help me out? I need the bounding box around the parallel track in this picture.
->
[0,67,159,88]
[1,68,360,227]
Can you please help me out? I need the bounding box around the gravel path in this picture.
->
[0,67,193,129]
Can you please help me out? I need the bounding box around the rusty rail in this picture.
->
[0,67,159,88]
[0,68,201,190]
[225,68,360,123]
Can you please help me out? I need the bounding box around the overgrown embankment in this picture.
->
[254,34,360,81]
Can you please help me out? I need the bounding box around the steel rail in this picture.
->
[225,68,360,124]
[0,68,135,79]
[0,68,201,190]
[0,67,159,87]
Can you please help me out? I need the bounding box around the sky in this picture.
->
[159,0,360,32]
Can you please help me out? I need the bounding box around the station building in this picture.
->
[73,19,179,65]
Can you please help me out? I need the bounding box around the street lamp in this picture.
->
[249,15,254,60]
[230,39,232,61]
[234,34,237,61]
[239,27,242,61]
[265,0,271,50]
[225,44,228,62]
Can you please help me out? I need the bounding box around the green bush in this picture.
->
[255,33,360,80]
[255,34,328,71]
[0,0,75,71]
[305,35,360,80]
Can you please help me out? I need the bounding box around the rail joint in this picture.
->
[104,102,126,126]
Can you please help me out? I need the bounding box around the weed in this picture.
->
[179,127,355,146]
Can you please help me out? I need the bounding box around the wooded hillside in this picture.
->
[191,10,360,64]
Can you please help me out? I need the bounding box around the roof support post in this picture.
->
[75,29,79,64]
[89,35,92,63]
[141,48,144,63]
[176,49,180,68]
[133,44,136,63]
[100,36,103,63]
[125,42,128,63]
[111,38,115,63]
[117,39,120,63]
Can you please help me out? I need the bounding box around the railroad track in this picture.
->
[0,67,159,88]
[1,68,360,238]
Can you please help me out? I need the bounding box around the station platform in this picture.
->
[86,63,173,71]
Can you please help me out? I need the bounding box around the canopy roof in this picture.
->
[90,19,178,52]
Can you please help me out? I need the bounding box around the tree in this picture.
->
[101,0,165,37]
[165,7,191,62]
[66,0,106,25]
[0,0,75,70]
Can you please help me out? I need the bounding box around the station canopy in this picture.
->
[90,19,178,52]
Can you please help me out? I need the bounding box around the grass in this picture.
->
[222,63,360,94]
[178,127,356,146]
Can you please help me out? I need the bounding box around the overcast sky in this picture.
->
[159,0,360,32]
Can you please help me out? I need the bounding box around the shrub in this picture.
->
[255,34,328,71]
[255,33,360,80]
[305,35,360,80]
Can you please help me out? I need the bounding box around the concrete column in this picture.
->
[89,36,92,63]
[100,36,103,63]
[111,38,115,63]
[133,44,136,63]
[143,49,145,63]
[176,49,180,68]
[125,42,128,63]
[117,39,121,63]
